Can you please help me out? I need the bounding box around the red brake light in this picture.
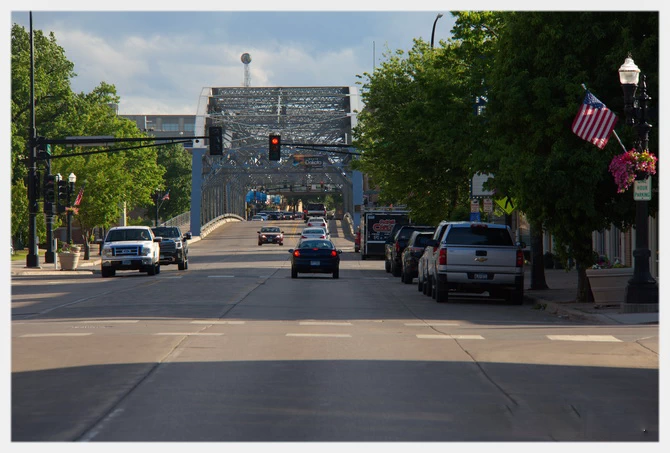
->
[438,248,447,265]
[516,250,524,267]
[293,250,301,257]
[395,242,400,253]
[331,250,337,257]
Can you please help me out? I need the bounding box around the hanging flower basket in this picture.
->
[609,148,657,193]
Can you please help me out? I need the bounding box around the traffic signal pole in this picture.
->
[44,160,56,264]
[26,12,40,268]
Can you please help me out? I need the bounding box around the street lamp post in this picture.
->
[67,172,76,244]
[618,55,658,311]
[431,13,443,48]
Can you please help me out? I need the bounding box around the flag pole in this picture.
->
[581,83,627,152]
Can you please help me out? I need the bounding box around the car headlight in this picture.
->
[141,246,151,256]
[175,240,182,249]
[261,235,267,239]
[101,247,113,258]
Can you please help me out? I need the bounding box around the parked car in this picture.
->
[258,226,284,246]
[423,221,525,304]
[251,215,265,221]
[300,227,330,240]
[151,226,191,270]
[419,221,455,295]
[288,239,342,279]
[386,225,434,277]
[400,231,434,284]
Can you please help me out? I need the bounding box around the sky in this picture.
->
[8,6,461,115]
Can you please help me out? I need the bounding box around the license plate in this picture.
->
[474,273,488,280]
[311,261,320,266]
[122,260,131,265]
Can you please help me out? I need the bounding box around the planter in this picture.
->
[586,267,633,305]
[58,252,81,270]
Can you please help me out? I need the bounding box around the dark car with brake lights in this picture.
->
[258,226,284,245]
[288,239,342,279]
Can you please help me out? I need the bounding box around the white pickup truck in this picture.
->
[100,226,162,278]
[422,221,525,304]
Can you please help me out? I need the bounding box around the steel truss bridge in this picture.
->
[187,86,364,235]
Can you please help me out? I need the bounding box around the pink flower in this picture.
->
[609,149,657,193]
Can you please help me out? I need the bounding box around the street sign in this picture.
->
[470,199,480,213]
[483,198,493,213]
[634,177,652,201]
[495,196,516,215]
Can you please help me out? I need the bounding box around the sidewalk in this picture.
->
[11,253,658,326]
[525,268,659,326]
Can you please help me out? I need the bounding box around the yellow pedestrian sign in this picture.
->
[495,197,517,215]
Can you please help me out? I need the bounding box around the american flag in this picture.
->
[73,187,84,206]
[571,91,618,149]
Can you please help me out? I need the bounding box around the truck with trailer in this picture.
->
[359,208,410,260]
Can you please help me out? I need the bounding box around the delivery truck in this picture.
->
[359,208,410,260]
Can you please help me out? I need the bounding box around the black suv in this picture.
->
[386,225,434,277]
[151,226,191,270]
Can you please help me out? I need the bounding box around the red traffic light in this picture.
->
[271,137,279,145]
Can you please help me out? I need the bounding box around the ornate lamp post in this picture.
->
[618,55,658,311]
[67,172,76,244]
[431,13,443,48]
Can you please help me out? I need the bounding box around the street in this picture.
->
[11,219,659,441]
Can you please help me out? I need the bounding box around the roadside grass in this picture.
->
[11,249,45,262]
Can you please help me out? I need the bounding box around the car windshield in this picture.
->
[152,227,180,238]
[261,227,280,233]
[414,234,433,247]
[106,229,151,242]
[299,240,333,249]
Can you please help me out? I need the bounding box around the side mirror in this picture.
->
[338,250,343,254]
[288,249,295,254]
[154,237,163,243]
[184,232,192,240]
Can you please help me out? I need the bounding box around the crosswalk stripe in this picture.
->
[547,335,622,342]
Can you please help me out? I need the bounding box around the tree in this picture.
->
[478,12,658,301]
[152,143,192,221]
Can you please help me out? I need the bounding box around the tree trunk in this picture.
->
[529,220,549,290]
[576,264,594,302]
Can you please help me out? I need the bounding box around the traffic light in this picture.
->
[57,179,68,202]
[269,134,281,161]
[209,126,223,155]
[43,174,55,203]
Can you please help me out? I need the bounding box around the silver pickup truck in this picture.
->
[422,221,525,304]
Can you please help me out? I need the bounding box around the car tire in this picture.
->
[435,277,448,303]
[101,268,115,278]
[279,242,283,246]
[156,264,160,275]
[506,288,524,305]
[258,242,262,246]
[417,275,424,292]
[423,276,431,295]
[385,259,391,273]
[403,271,413,284]
[178,259,187,271]
[291,266,298,279]
[148,263,157,276]
[431,277,437,299]
[333,267,339,279]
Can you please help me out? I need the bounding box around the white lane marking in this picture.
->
[79,320,139,324]
[191,320,246,325]
[20,333,93,337]
[154,333,225,336]
[162,276,183,279]
[299,321,352,326]
[405,322,460,327]
[207,275,235,278]
[417,334,485,340]
[547,335,622,342]
[286,333,352,338]
[363,277,389,280]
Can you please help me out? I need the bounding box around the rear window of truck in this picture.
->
[444,226,513,246]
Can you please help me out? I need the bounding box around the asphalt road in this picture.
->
[11,219,660,442]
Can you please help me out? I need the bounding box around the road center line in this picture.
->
[286,333,352,338]
[20,333,93,337]
[417,334,484,340]
[191,320,245,325]
[154,333,225,336]
[405,322,460,327]
[299,321,352,326]
[547,335,622,342]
